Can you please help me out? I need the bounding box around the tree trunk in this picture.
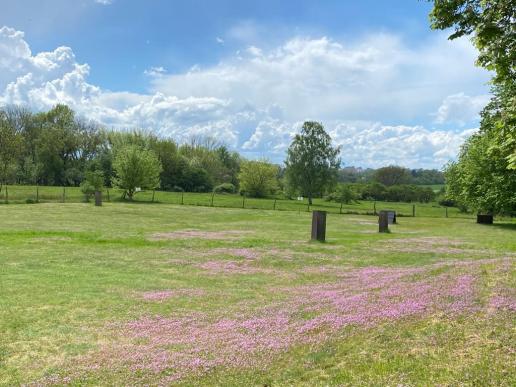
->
[308,195,313,205]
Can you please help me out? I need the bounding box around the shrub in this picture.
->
[80,180,95,202]
[214,183,236,194]
[326,184,357,204]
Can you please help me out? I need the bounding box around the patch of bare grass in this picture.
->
[149,229,253,241]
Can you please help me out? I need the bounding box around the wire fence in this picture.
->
[0,184,476,219]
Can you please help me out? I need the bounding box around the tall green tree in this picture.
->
[0,109,23,191]
[285,121,341,204]
[238,160,278,198]
[373,166,412,186]
[430,0,516,215]
[112,145,162,200]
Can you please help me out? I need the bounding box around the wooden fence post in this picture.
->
[107,189,110,202]
[211,192,215,207]
[445,207,448,218]
[273,199,277,210]
[62,186,66,203]
[373,201,377,215]
[36,185,39,203]
[340,202,343,214]
[181,191,184,205]
[242,195,246,208]
[5,185,8,204]
[152,189,155,203]
[307,203,310,212]
[311,210,327,242]
[379,210,389,233]
[412,204,415,217]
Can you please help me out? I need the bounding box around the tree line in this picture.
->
[0,108,444,203]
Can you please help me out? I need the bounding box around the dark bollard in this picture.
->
[477,214,493,224]
[94,191,102,206]
[311,210,327,242]
[379,210,389,233]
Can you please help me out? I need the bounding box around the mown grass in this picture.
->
[0,184,470,218]
[0,202,514,386]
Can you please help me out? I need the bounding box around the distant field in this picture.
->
[0,203,514,385]
[0,184,467,218]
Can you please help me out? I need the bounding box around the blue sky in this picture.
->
[0,0,491,168]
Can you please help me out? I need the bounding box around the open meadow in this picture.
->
[0,202,515,385]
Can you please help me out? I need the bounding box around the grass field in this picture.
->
[0,184,470,218]
[0,202,515,386]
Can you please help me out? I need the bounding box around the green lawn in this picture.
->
[0,203,514,386]
[0,184,468,218]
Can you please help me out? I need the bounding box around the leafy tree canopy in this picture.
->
[285,121,341,204]
[112,144,162,200]
[238,160,279,198]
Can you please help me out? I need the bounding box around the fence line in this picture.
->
[0,184,478,219]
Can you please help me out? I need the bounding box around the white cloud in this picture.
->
[150,34,490,123]
[433,92,490,126]
[144,66,167,77]
[0,26,490,168]
[94,0,113,5]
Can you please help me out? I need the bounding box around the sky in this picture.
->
[0,0,492,169]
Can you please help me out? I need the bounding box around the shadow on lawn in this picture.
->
[491,222,516,231]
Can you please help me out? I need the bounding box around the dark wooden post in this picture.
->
[62,186,66,203]
[242,195,245,208]
[307,203,310,212]
[211,192,215,207]
[379,210,389,233]
[477,214,493,224]
[373,201,377,215]
[181,191,184,205]
[36,185,39,203]
[412,204,415,217]
[106,189,110,202]
[5,185,8,204]
[152,189,155,203]
[94,191,102,206]
[339,202,343,214]
[311,210,327,242]
[273,199,277,210]
[445,207,448,218]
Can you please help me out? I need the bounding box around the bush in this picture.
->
[326,184,357,204]
[80,180,95,202]
[25,198,36,204]
[438,198,456,207]
[213,183,236,194]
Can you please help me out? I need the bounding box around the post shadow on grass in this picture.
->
[491,222,516,231]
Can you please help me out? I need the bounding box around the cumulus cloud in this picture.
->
[94,0,113,5]
[434,92,491,126]
[150,34,490,123]
[0,25,490,168]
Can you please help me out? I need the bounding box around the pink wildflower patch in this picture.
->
[47,258,513,385]
[74,261,493,383]
[195,260,273,275]
[141,288,205,301]
[376,237,487,255]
